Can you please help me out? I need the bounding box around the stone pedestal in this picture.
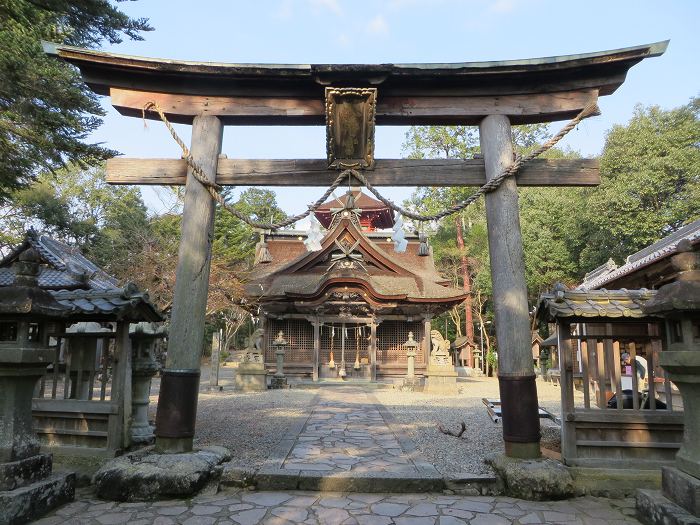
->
[424,330,459,394]
[235,361,267,391]
[425,367,459,394]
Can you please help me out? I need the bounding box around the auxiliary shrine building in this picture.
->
[246,190,466,381]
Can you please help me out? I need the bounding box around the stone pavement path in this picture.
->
[282,386,418,474]
[34,487,641,524]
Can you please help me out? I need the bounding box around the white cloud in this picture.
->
[336,33,351,47]
[367,14,389,35]
[309,0,342,15]
[489,0,516,13]
[274,0,293,19]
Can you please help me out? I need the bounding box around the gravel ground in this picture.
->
[374,377,581,475]
[146,374,579,475]
[148,387,316,472]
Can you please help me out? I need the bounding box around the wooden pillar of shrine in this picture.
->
[312,318,320,382]
[155,115,223,453]
[479,114,541,459]
[422,314,432,361]
[370,321,377,382]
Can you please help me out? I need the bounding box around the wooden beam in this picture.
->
[106,157,599,187]
[110,87,598,125]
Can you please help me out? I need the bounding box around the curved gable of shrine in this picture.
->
[246,217,466,314]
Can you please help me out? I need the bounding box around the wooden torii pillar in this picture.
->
[46,40,667,455]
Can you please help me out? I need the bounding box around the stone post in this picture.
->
[637,240,700,522]
[129,322,164,445]
[155,115,223,453]
[479,114,541,459]
[0,249,75,524]
[210,330,220,391]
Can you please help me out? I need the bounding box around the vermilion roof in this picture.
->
[314,191,393,229]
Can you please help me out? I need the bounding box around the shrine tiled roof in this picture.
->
[0,230,119,290]
[52,287,162,322]
[536,287,658,323]
[0,231,162,321]
[578,218,700,290]
[248,219,464,305]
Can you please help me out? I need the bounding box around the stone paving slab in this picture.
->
[34,486,642,524]
[281,386,422,475]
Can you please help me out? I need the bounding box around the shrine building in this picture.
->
[245,190,467,381]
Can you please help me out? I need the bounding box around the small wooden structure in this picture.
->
[537,288,684,469]
[0,231,162,457]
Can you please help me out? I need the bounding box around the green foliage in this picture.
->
[2,163,150,275]
[213,188,288,264]
[580,98,700,269]
[403,97,700,343]
[0,1,151,202]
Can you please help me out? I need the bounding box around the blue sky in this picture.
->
[90,0,699,218]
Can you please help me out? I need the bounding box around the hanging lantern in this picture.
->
[254,233,272,264]
[418,233,430,256]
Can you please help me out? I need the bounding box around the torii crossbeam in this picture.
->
[46,40,667,458]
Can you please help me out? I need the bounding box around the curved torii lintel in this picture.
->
[43,40,668,126]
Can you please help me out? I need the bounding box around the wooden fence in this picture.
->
[557,320,685,469]
[32,322,133,457]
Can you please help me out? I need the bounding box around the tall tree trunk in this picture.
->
[455,216,475,344]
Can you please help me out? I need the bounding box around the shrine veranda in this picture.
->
[45,40,667,459]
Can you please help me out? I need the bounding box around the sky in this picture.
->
[89,0,700,220]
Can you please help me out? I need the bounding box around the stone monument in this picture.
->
[130,322,165,445]
[234,328,267,391]
[0,249,75,524]
[424,330,459,394]
[637,240,700,524]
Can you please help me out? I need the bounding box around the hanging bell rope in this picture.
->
[143,101,599,228]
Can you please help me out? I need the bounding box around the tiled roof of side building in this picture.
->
[536,287,658,323]
[1,231,162,321]
[578,218,700,290]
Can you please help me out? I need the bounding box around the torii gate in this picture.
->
[46,41,667,458]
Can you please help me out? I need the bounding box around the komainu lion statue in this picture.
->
[430,329,451,367]
[243,328,265,363]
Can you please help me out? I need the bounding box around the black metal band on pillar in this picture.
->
[155,369,201,438]
[498,374,541,443]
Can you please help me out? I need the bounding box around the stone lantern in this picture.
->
[0,248,75,524]
[637,239,700,523]
[270,330,288,389]
[401,331,420,391]
[130,322,166,444]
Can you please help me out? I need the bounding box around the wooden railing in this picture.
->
[557,320,684,469]
[32,325,133,457]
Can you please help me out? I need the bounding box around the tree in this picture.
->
[1,164,150,275]
[580,97,700,269]
[0,1,151,202]
[402,123,567,336]
[213,188,289,264]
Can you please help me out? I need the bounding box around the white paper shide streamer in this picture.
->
[392,212,408,253]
